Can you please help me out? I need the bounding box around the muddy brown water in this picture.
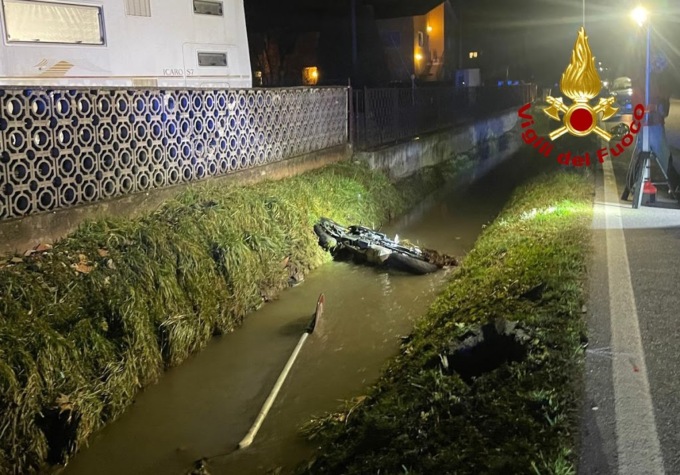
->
[58,153,545,475]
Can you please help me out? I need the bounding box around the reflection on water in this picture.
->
[60,153,544,475]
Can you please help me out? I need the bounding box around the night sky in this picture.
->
[459,0,680,86]
[244,0,680,88]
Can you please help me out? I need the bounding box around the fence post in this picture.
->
[392,88,398,144]
[347,80,355,150]
[364,86,370,148]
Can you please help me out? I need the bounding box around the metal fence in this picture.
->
[352,85,536,150]
[0,87,347,220]
[0,83,537,221]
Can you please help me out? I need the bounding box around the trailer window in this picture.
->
[193,0,222,16]
[198,52,227,67]
[3,0,104,45]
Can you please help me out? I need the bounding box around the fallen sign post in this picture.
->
[238,293,325,450]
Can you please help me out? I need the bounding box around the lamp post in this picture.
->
[630,5,651,208]
[350,0,358,83]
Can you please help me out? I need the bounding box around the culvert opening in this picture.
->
[36,401,80,465]
[447,319,528,383]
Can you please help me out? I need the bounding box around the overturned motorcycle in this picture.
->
[313,217,458,275]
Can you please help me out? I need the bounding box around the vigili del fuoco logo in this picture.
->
[518,27,644,167]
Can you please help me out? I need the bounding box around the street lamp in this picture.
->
[632,5,650,134]
[631,5,652,208]
[631,6,648,26]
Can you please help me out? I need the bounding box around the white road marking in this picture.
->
[585,347,635,360]
[600,158,665,474]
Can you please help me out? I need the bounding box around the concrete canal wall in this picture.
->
[355,109,520,182]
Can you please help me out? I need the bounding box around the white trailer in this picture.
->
[0,0,252,88]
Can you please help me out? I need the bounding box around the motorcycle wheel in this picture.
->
[385,252,439,275]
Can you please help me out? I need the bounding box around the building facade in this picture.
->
[375,1,459,83]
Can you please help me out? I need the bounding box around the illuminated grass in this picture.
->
[299,171,594,475]
[0,161,425,474]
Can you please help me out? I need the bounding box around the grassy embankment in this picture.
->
[0,158,471,474]
[299,170,594,475]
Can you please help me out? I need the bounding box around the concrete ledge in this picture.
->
[0,144,351,256]
[355,109,520,181]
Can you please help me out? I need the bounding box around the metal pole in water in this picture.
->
[238,293,325,450]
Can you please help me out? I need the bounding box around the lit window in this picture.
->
[198,52,228,67]
[469,51,478,59]
[3,0,104,45]
[193,0,223,16]
[302,67,318,86]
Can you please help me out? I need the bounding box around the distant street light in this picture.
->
[631,5,649,27]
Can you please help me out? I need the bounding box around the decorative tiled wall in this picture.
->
[0,87,348,219]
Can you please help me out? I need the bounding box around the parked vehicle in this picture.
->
[313,217,457,275]
[609,76,634,115]
[0,0,252,88]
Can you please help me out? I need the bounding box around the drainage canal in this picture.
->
[60,152,546,475]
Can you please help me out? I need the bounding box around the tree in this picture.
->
[250,29,301,86]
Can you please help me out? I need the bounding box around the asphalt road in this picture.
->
[580,101,680,474]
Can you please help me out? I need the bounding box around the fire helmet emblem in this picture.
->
[543,27,618,141]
